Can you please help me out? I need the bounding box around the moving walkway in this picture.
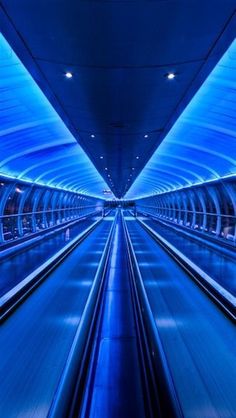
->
[0,210,235,417]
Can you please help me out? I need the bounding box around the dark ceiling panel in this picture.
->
[1,1,235,65]
[1,0,236,197]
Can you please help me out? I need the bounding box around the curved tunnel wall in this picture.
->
[126,38,236,200]
[135,178,236,243]
[0,177,104,244]
[0,33,110,199]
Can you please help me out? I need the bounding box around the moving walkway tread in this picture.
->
[0,215,100,298]
[140,216,236,297]
[77,211,148,418]
[0,216,114,418]
[125,214,236,418]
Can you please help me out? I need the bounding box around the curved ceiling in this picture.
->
[126,39,236,199]
[1,1,236,198]
[0,33,111,198]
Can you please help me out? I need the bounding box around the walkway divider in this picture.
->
[122,213,183,418]
[137,218,236,322]
[48,212,118,418]
[0,216,103,322]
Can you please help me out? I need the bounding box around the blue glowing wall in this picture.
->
[126,39,236,199]
[0,34,110,198]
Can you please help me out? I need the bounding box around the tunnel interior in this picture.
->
[0,2,235,418]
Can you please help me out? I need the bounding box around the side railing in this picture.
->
[0,205,104,245]
[136,205,236,245]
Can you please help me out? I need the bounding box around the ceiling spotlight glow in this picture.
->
[91,134,95,138]
[144,134,149,138]
[166,72,175,80]
[100,156,104,159]
[65,72,73,79]
[136,156,139,159]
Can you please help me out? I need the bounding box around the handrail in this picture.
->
[48,212,117,418]
[0,205,103,219]
[137,210,236,249]
[136,205,236,219]
[122,213,183,418]
[0,209,103,251]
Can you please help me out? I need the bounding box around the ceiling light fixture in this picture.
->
[91,134,95,138]
[65,72,73,79]
[100,156,104,159]
[144,134,149,138]
[166,72,175,80]
[136,156,139,159]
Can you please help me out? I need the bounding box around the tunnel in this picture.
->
[0,1,235,417]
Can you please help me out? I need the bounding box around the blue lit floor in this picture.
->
[0,217,113,417]
[125,215,236,417]
[0,216,99,297]
[141,216,236,296]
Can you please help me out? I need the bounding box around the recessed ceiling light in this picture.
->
[100,156,104,159]
[132,167,135,170]
[108,174,111,177]
[65,72,73,79]
[144,134,149,138]
[136,156,139,159]
[91,134,95,138]
[105,167,108,170]
[166,72,175,80]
